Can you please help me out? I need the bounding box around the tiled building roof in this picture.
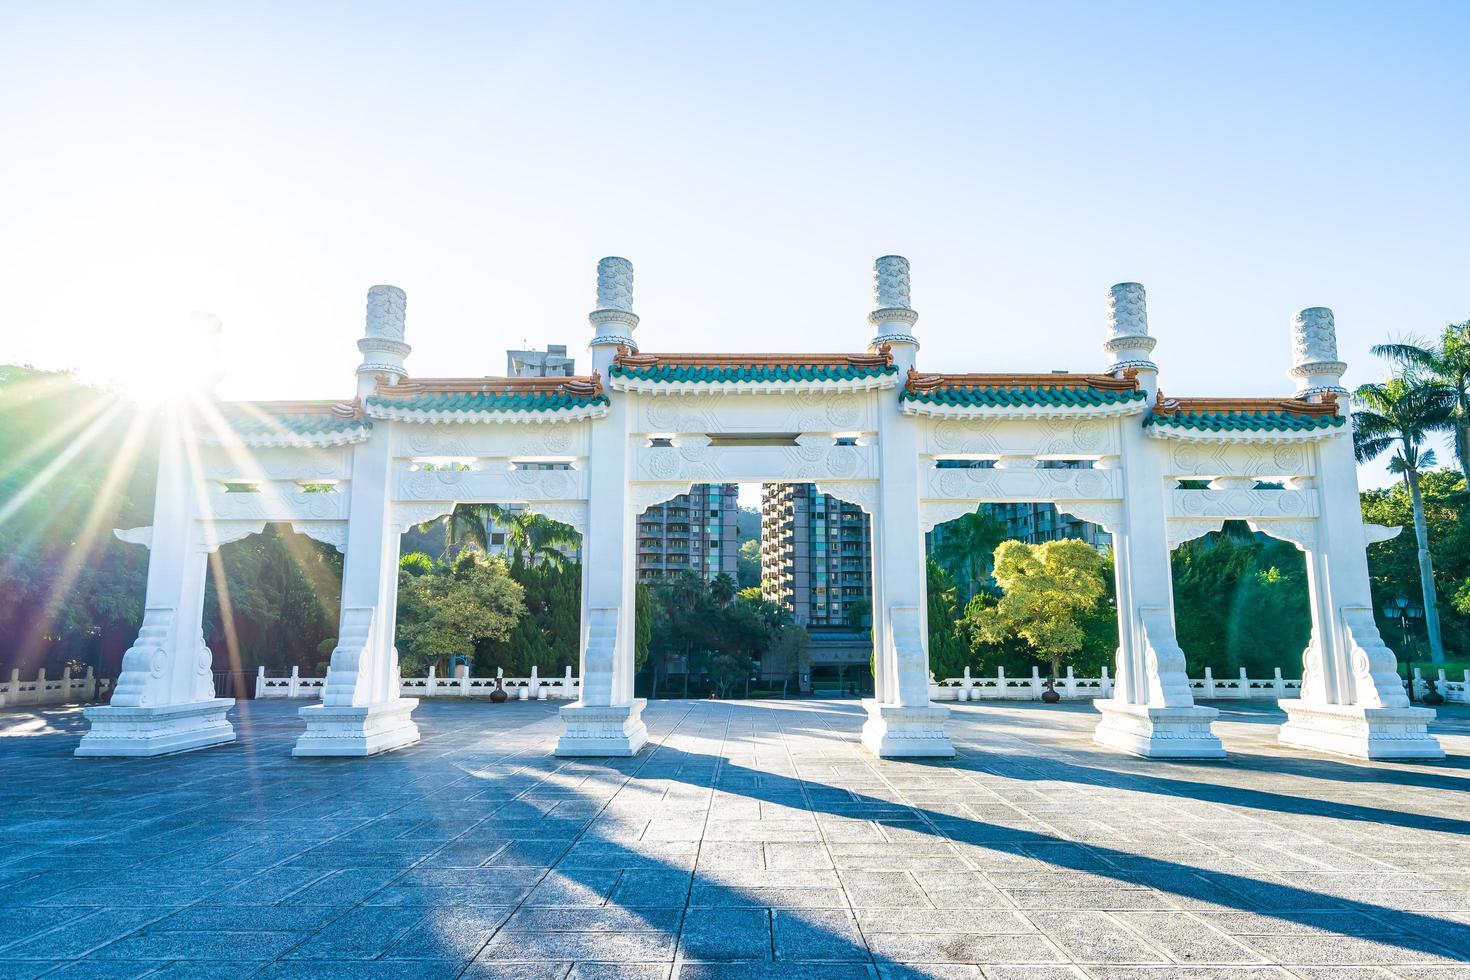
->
[1146,394,1343,432]
[900,369,1146,409]
[366,375,608,417]
[609,346,897,385]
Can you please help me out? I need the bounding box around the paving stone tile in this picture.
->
[1024,911,1169,964]
[282,906,423,960]
[478,931,677,962]
[0,909,178,961]
[865,933,1066,964]
[1236,934,1463,965]
[88,931,302,961]
[256,962,463,980]
[678,965,870,979]
[678,909,772,961]
[772,910,868,961]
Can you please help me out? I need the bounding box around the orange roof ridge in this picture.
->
[614,344,893,369]
[222,398,362,418]
[375,373,604,398]
[1152,391,1339,417]
[905,367,1140,394]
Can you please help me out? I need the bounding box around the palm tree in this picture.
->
[708,571,737,606]
[930,509,1008,601]
[1373,322,1470,487]
[1353,377,1451,661]
[439,503,580,565]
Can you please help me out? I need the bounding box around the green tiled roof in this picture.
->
[219,404,370,439]
[1147,410,1344,432]
[367,388,609,415]
[901,385,1146,408]
[610,361,898,384]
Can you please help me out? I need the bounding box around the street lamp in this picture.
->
[1382,593,1424,701]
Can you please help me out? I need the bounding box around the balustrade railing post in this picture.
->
[1203,667,1216,699]
[1065,666,1077,699]
[255,666,266,699]
[1100,665,1111,698]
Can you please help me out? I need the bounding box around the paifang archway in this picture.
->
[78,257,1443,763]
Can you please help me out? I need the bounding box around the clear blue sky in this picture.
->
[2,2,1466,487]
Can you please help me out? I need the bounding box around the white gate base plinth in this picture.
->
[555,700,648,757]
[1093,698,1225,759]
[861,699,955,758]
[1278,699,1443,760]
[293,698,420,758]
[75,699,235,758]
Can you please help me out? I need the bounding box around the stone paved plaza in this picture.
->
[3,697,1470,980]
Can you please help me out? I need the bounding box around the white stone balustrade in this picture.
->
[0,667,112,708]
[929,665,1315,702]
[257,664,580,701]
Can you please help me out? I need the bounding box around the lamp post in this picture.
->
[1383,593,1424,701]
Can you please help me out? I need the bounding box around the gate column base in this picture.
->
[1278,699,1443,760]
[1093,698,1225,759]
[861,699,955,758]
[75,699,235,758]
[556,700,647,757]
[294,698,420,757]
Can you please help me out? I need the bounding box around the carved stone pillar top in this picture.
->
[873,255,912,311]
[1103,282,1157,373]
[591,257,638,351]
[357,285,410,383]
[365,286,407,340]
[1289,306,1347,396]
[596,257,634,312]
[869,255,918,353]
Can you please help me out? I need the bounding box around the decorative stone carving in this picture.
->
[1247,518,1317,551]
[1054,502,1124,532]
[1103,282,1157,372]
[1289,307,1347,395]
[1166,518,1225,550]
[921,500,980,532]
[391,501,455,533]
[814,480,878,515]
[596,257,634,311]
[1343,606,1413,708]
[1107,282,1148,337]
[200,521,268,553]
[525,502,588,534]
[290,521,348,553]
[1172,488,1313,519]
[873,255,911,310]
[114,526,153,549]
[1363,523,1402,547]
[1291,307,1339,370]
[825,394,861,428]
[629,482,694,514]
[365,286,406,340]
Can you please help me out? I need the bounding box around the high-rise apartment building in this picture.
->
[759,484,873,628]
[636,484,740,583]
[506,344,576,377]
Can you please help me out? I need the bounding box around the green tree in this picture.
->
[1361,470,1470,656]
[395,553,525,673]
[1171,526,1310,675]
[930,509,1008,600]
[1354,377,1452,660]
[736,538,762,589]
[709,571,737,606]
[926,559,969,679]
[1373,321,1470,484]
[964,539,1107,679]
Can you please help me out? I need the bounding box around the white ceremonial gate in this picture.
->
[76,257,1444,762]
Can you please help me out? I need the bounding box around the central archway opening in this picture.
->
[635,482,875,700]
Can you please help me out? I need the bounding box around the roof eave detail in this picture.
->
[1144,424,1342,444]
[202,426,373,449]
[609,376,898,395]
[900,399,1147,420]
[364,403,607,424]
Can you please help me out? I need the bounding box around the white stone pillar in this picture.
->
[295,287,420,757]
[1277,309,1442,759]
[77,406,236,756]
[861,256,953,758]
[557,258,646,756]
[1092,283,1225,758]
